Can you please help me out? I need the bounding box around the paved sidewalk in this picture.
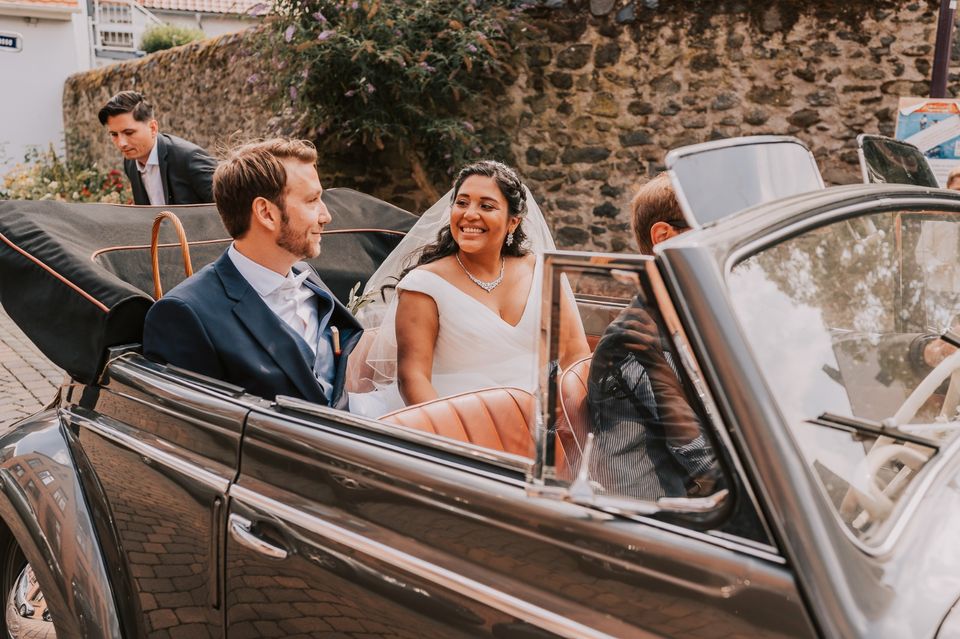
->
[0,308,63,427]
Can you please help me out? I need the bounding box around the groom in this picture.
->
[142,139,362,408]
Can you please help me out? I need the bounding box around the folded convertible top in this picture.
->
[0,189,416,384]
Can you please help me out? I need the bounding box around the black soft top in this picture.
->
[0,188,416,383]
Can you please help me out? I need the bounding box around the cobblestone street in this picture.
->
[0,307,62,428]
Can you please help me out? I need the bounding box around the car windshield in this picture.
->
[727,209,960,545]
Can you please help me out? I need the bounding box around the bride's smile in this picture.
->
[450,175,519,254]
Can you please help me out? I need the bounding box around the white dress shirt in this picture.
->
[136,142,166,206]
[227,244,321,352]
[227,244,336,400]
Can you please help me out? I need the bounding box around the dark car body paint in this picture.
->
[5,184,960,637]
[0,408,121,637]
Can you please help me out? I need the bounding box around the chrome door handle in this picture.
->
[229,514,288,560]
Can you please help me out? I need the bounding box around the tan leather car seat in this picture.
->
[556,356,592,471]
[379,387,536,457]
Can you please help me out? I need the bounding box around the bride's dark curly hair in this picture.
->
[390,160,531,287]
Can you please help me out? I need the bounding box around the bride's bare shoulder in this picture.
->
[507,253,537,271]
[416,257,458,277]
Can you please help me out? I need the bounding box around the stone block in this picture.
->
[852,65,886,80]
[659,102,681,116]
[587,92,619,117]
[557,44,593,69]
[747,85,792,106]
[595,43,621,68]
[650,73,681,94]
[626,100,653,116]
[806,88,837,107]
[561,147,611,164]
[548,72,573,90]
[525,45,553,67]
[590,0,616,17]
[711,93,739,111]
[557,226,591,246]
[592,202,619,218]
[787,108,821,128]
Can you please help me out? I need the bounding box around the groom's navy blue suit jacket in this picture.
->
[142,251,362,408]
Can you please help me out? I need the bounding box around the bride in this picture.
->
[349,160,588,417]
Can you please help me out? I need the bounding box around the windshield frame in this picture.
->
[722,196,960,555]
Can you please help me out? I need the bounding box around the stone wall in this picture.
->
[63,1,945,251]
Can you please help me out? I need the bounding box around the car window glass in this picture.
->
[727,210,959,544]
[667,138,823,227]
[541,257,730,522]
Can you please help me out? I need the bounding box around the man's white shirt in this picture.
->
[227,244,321,354]
[136,142,166,206]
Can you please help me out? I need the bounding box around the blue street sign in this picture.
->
[0,32,22,53]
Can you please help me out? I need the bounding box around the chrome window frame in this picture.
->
[533,250,779,558]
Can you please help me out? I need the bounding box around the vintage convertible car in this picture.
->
[1,139,960,638]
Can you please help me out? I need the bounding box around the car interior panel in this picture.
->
[379,386,536,457]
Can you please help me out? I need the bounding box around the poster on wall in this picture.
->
[895,97,960,187]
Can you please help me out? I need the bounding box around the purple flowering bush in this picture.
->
[269,0,518,198]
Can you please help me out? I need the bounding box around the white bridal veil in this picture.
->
[354,186,556,391]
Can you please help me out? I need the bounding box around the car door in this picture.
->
[64,353,251,638]
[223,253,817,638]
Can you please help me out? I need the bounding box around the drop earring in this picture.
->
[505,230,514,247]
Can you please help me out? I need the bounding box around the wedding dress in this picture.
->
[348,187,555,418]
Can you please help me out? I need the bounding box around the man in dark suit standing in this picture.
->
[98,91,216,205]
[586,174,720,500]
[142,139,362,409]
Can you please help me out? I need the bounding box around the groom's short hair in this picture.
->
[213,138,318,238]
[630,173,686,255]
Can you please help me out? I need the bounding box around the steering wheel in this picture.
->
[886,348,960,428]
[846,442,929,525]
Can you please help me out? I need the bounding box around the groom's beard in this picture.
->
[276,207,322,260]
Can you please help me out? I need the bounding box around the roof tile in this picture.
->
[138,0,263,15]
[0,0,80,8]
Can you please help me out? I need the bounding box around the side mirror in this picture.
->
[856,134,939,187]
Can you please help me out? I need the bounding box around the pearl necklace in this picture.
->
[456,253,504,293]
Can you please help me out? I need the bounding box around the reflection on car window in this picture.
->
[557,266,726,509]
[728,210,960,544]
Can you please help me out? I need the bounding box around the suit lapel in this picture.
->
[214,254,327,404]
[157,134,172,205]
[298,264,363,407]
[300,265,362,333]
[124,159,148,205]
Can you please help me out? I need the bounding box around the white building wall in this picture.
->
[150,11,252,40]
[0,9,90,173]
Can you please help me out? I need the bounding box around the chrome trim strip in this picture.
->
[104,387,241,440]
[722,196,960,555]
[229,484,626,639]
[71,411,230,493]
[707,531,782,562]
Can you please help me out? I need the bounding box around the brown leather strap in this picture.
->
[150,211,193,300]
